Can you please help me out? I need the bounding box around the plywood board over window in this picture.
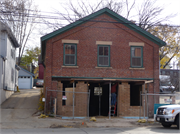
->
[65,88,76,106]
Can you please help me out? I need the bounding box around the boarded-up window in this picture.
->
[65,88,76,106]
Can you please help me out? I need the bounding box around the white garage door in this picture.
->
[18,76,31,89]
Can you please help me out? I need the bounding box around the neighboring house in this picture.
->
[0,22,20,105]
[41,8,166,118]
[38,55,44,79]
[18,67,35,89]
[160,69,180,91]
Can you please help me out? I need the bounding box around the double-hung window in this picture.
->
[63,43,77,66]
[98,45,110,67]
[131,46,143,67]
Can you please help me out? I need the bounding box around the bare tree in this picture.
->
[137,0,175,30]
[0,0,39,65]
[44,0,128,31]
[43,0,175,32]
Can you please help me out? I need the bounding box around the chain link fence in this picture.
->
[45,87,90,120]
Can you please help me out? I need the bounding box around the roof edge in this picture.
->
[41,7,166,47]
[0,21,20,48]
[19,66,35,77]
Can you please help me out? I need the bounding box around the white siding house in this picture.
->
[0,22,20,105]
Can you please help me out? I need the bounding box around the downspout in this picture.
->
[109,82,111,119]
[3,58,6,90]
[15,66,16,91]
[153,46,155,103]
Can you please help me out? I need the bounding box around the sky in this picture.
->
[34,0,180,24]
[30,0,180,48]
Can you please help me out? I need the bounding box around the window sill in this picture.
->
[62,66,79,68]
[95,66,112,69]
[129,67,145,70]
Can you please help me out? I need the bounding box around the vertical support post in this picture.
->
[73,82,75,119]
[143,83,145,119]
[109,82,111,119]
[88,89,90,121]
[139,91,142,119]
[99,84,101,116]
[54,98,56,117]
[146,91,148,122]
[45,87,47,114]
[179,68,180,129]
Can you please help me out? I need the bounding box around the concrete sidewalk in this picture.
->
[0,115,161,129]
[47,116,161,128]
[1,115,162,129]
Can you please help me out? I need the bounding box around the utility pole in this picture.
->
[179,58,180,130]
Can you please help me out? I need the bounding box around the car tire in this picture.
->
[176,114,179,129]
[162,123,172,128]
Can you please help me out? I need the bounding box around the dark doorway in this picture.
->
[89,82,118,116]
[130,83,142,106]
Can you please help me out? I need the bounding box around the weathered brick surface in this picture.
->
[44,14,160,117]
[57,81,88,117]
[118,82,141,116]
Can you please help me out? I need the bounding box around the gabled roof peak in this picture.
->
[41,7,166,47]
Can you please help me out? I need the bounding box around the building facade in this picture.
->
[0,22,20,104]
[41,8,166,118]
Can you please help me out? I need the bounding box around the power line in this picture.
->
[1,15,180,30]
[1,9,180,28]
[1,18,180,35]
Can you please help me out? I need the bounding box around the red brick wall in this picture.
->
[47,14,159,80]
[44,14,160,117]
[38,64,44,79]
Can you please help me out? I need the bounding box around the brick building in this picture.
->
[41,8,166,118]
[38,55,44,79]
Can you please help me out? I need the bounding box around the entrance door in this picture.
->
[89,83,110,116]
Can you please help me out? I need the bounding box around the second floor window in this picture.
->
[63,44,77,66]
[98,45,110,67]
[131,46,143,67]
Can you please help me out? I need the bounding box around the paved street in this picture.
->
[1,127,180,134]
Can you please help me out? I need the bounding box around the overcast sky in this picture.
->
[34,0,180,24]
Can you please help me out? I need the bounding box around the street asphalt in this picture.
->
[1,127,180,134]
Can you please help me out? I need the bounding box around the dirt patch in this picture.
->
[50,122,87,128]
[130,120,162,127]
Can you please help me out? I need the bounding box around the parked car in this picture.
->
[156,105,180,128]
[160,75,175,93]
[36,79,44,87]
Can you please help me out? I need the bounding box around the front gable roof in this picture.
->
[19,67,35,77]
[41,8,166,63]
